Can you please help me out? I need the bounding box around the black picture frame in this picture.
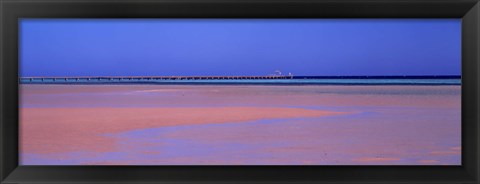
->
[1,0,479,183]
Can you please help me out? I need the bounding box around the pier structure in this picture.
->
[19,75,294,83]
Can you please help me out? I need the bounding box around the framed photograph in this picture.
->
[1,0,479,183]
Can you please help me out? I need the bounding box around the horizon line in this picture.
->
[19,75,461,78]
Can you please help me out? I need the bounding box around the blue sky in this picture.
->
[20,19,461,77]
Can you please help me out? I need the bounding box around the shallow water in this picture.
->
[19,84,461,165]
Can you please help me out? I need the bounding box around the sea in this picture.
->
[18,76,462,165]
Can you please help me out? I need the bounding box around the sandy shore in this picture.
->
[19,84,461,165]
[20,107,343,154]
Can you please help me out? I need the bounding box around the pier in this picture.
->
[19,75,294,83]
[18,75,461,85]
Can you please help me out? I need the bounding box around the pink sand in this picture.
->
[19,84,461,165]
[20,107,342,154]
